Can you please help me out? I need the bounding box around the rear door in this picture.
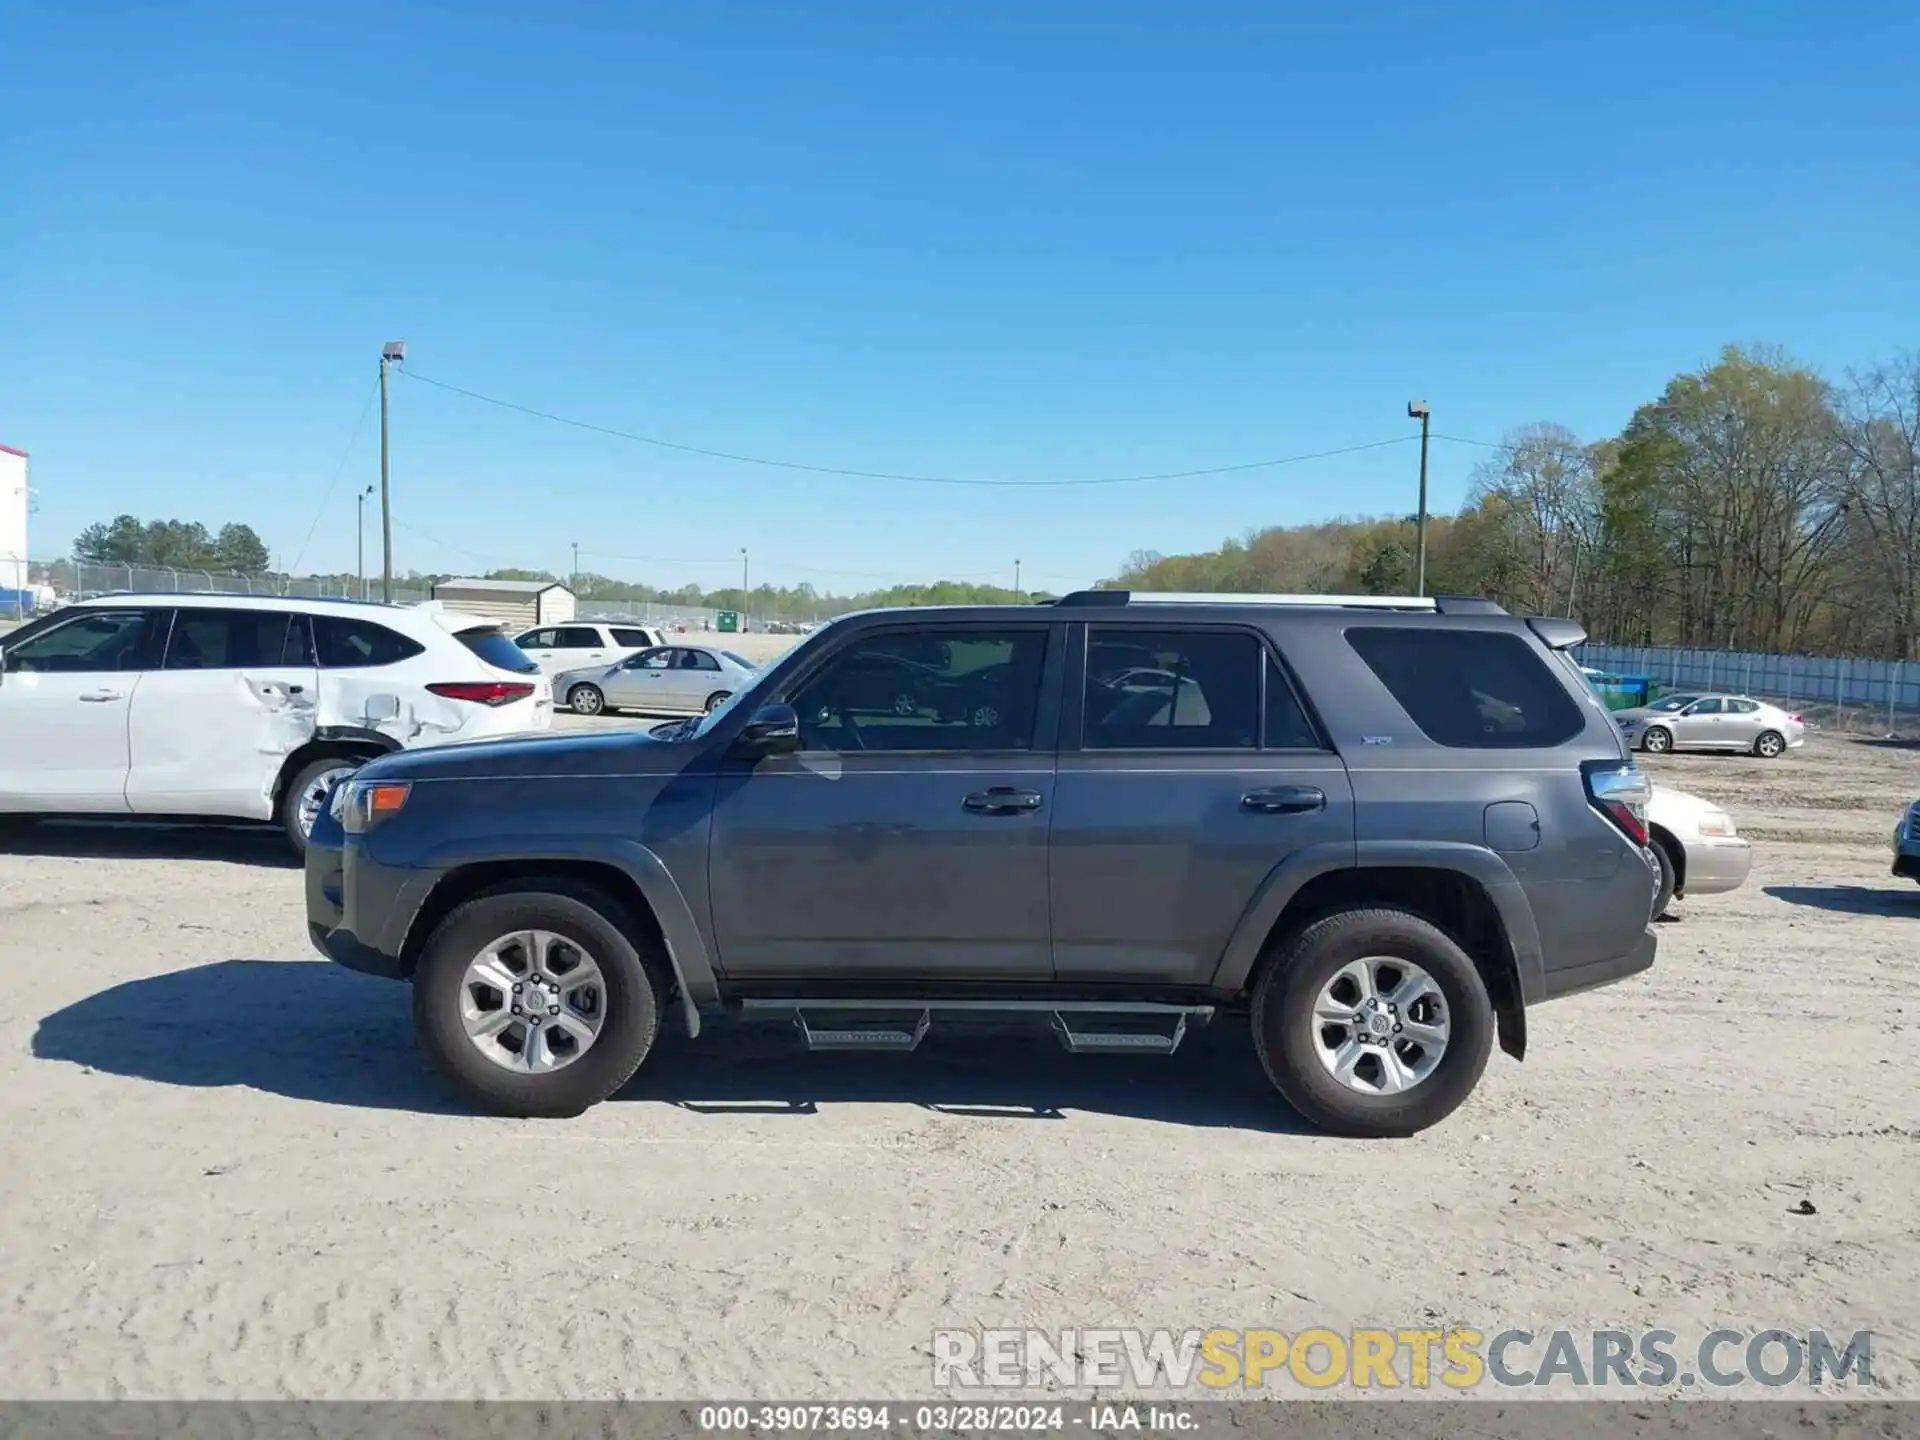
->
[0,607,167,812]
[1050,623,1355,986]
[126,608,320,818]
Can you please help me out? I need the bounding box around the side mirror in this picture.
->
[737,702,800,757]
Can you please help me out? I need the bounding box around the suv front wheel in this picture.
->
[412,884,663,1117]
[1252,908,1494,1138]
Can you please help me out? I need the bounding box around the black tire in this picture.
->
[568,683,605,716]
[703,691,732,714]
[1752,729,1785,759]
[1251,907,1494,1139]
[1642,726,1673,754]
[1650,837,1678,920]
[412,883,663,1118]
[278,755,365,857]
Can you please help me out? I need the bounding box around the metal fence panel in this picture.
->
[1577,641,1916,737]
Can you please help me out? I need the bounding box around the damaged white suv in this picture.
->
[0,593,552,853]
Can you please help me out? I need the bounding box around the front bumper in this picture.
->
[304,804,430,982]
[1680,836,1753,896]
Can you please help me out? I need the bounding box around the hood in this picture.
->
[363,725,686,782]
[1646,784,1724,825]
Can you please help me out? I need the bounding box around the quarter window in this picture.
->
[1345,627,1583,749]
[551,626,602,648]
[611,628,655,648]
[313,616,426,669]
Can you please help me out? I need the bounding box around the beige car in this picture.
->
[1646,785,1752,918]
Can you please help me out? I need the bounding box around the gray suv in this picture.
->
[306,591,1658,1137]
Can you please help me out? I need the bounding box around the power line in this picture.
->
[287,378,379,573]
[399,369,1418,487]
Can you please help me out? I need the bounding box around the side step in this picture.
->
[738,998,1213,1057]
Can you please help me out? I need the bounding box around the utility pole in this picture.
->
[1407,399,1431,597]
[571,541,580,595]
[379,341,406,602]
[1014,558,1022,600]
[740,547,749,602]
[356,484,374,597]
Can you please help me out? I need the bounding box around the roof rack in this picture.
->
[1047,590,1505,615]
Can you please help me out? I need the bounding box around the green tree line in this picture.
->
[1114,344,1920,659]
[74,515,273,574]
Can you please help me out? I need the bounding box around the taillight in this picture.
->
[427,681,536,707]
[1788,714,1803,723]
[1582,759,1650,846]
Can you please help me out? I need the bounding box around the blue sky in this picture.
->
[4,1,1916,594]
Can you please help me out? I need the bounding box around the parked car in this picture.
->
[307,589,1659,1138]
[1645,785,1751,918]
[512,622,665,675]
[555,644,758,716]
[0,593,551,853]
[1889,801,1920,883]
[1614,692,1804,758]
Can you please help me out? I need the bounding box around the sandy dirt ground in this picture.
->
[1,720,1917,1401]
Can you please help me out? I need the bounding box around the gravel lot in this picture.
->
[1,716,1917,1400]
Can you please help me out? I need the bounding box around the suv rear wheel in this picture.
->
[1252,907,1494,1138]
[412,884,662,1117]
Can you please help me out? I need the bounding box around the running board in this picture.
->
[737,999,1213,1057]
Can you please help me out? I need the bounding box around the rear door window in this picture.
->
[1084,629,1260,749]
[313,616,426,669]
[517,628,557,650]
[1345,627,1583,749]
[163,609,307,670]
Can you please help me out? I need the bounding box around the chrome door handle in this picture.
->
[79,690,124,703]
[963,787,1043,814]
[1242,786,1325,814]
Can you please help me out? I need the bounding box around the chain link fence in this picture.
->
[12,560,806,635]
[1578,642,1920,739]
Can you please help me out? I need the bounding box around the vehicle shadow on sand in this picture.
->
[0,820,297,867]
[1763,883,1920,916]
[32,960,1314,1134]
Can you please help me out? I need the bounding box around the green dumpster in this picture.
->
[716,610,740,634]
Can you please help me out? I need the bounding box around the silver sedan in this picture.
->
[555,645,758,718]
[1614,692,1806,758]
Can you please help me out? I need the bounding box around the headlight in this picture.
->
[339,779,412,834]
[1695,810,1737,838]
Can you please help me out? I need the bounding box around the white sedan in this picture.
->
[555,644,758,717]
[1645,785,1752,919]
[1614,692,1806,758]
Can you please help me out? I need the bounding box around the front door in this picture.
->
[1050,624,1356,986]
[1670,696,1723,747]
[0,608,168,812]
[126,608,321,818]
[707,621,1062,979]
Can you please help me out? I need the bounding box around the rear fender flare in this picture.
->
[415,835,718,1038]
[1210,840,1546,1008]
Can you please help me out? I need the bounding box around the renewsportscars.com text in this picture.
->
[931,1327,1874,1392]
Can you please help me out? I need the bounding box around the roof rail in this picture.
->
[1046,590,1507,615]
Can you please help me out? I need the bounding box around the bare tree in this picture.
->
[1832,354,1920,657]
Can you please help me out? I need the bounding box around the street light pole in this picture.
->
[1407,400,1431,597]
[571,541,580,595]
[1014,558,1022,600]
[379,341,406,602]
[740,547,749,602]
[356,484,374,597]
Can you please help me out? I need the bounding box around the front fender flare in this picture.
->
[413,834,719,1038]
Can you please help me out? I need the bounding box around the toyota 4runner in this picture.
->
[306,591,1658,1137]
